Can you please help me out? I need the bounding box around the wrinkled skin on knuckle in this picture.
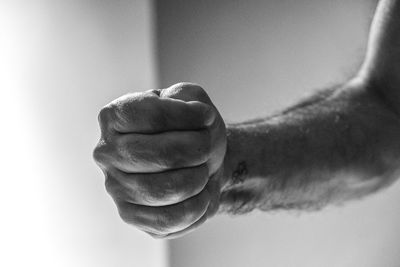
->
[104,175,137,203]
[93,139,114,168]
[98,142,120,170]
[125,96,163,129]
[104,176,122,200]
[92,143,104,165]
[97,104,115,131]
[108,92,159,132]
[116,202,135,225]
[116,203,157,232]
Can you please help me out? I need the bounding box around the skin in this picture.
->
[93,0,400,239]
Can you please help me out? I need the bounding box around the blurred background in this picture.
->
[0,0,164,267]
[2,0,400,266]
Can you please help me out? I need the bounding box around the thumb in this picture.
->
[360,0,400,110]
[160,82,214,105]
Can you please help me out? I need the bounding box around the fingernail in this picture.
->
[204,106,216,126]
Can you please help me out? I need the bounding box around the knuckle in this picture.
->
[116,202,136,225]
[104,176,118,197]
[108,93,155,131]
[98,104,115,128]
[118,209,133,225]
[104,175,135,203]
[93,140,111,165]
[168,82,210,102]
[116,92,158,116]
[114,99,134,121]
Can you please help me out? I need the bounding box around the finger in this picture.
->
[116,187,210,235]
[105,164,209,206]
[361,0,400,112]
[146,177,220,239]
[100,91,215,134]
[111,130,211,173]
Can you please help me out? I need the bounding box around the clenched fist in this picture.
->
[93,83,227,238]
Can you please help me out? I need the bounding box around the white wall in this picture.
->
[157,0,400,266]
[0,1,165,266]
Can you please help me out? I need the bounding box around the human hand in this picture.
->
[93,83,227,238]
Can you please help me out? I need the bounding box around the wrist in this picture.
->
[221,124,249,190]
[218,123,270,214]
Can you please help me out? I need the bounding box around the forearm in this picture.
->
[219,80,400,214]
